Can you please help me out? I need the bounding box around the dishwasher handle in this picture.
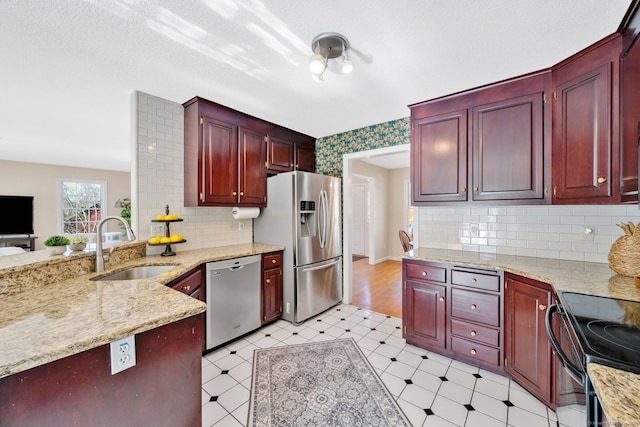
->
[230,265,244,271]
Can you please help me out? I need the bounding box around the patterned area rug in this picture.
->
[248,338,410,426]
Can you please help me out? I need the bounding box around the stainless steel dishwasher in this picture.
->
[205,255,261,350]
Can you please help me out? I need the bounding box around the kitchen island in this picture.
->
[0,242,281,426]
[404,247,640,427]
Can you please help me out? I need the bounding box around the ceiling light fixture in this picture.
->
[309,32,352,81]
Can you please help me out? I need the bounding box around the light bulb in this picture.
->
[309,54,327,75]
[341,57,353,74]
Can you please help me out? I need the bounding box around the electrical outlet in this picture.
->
[150,224,164,236]
[582,226,595,242]
[110,335,136,375]
[238,221,245,230]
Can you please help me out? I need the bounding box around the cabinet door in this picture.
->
[504,275,553,405]
[553,62,612,202]
[262,267,283,324]
[472,93,544,201]
[201,116,238,205]
[295,144,316,172]
[238,127,267,206]
[412,110,468,203]
[267,135,294,173]
[403,279,447,350]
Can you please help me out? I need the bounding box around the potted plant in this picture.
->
[67,235,89,252]
[44,235,70,255]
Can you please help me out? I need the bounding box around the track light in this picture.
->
[309,32,352,81]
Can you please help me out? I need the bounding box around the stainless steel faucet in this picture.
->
[95,216,136,273]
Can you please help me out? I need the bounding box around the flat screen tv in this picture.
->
[0,196,34,235]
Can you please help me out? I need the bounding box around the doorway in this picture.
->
[351,179,369,259]
[342,144,413,316]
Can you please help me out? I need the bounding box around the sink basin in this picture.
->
[93,265,177,281]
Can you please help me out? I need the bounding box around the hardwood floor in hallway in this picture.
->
[351,258,403,318]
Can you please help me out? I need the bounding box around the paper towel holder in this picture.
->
[231,207,261,220]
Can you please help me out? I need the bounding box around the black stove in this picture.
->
[559,291,640,374]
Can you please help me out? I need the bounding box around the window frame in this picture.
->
[57,178,108,235]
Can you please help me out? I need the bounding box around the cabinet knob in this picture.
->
[232,191,237,196]
[183,285,190,292]
[473,187,478,192]
[471,304,477,310]
[470,330,477,337]
[272,259,277,264]
[421,271,428,277]
[266,279,271,284]
[471,278,477,284]
[439,296,445,302]
[470,349,477,355]
[461,187,467,193]
[597,177,607,184]
[539,304,547,311]
[240,191,244,196]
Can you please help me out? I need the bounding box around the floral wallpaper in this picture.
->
[315,117,410,178]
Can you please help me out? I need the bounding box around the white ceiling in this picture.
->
[0,0,633,172]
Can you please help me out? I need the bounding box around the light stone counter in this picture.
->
[404,247,640,426]
[0,242,282,379]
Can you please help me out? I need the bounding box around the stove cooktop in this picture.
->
[560,292,640,373]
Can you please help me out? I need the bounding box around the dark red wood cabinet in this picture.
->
[552,35,622,204]
[184,96,315,207]
[167,266,204,302]
[504,273,554,407]
[410,72,548,205]
[261,251,283,324]
[294,141,316,173]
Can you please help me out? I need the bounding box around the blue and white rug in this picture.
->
[248,338,411,426]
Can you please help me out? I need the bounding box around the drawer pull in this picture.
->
[266,279,271,284]
[439,296,445,302]
[272,259,277,264]
[471,304,477,310]
[470,349,477,355]
[539,304,547,311]
[422,271,428,277]
[183,285,190,291]
[471,278,477,283]
[470,330,477,337]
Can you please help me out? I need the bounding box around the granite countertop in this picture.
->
[404,247,640,426]
[0,242,282,379]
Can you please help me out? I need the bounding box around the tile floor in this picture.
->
[201,304,569,427]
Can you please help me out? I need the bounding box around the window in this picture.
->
[58,179,107,234]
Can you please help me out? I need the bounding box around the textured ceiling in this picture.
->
[0,0,633,172]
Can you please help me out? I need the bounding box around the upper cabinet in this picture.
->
[183,97,315,207]
[266,134,316,175]
[410,72,549,205]
[551,35,622,204]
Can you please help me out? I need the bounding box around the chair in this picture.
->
[399,230,413,252]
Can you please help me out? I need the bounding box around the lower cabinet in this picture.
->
[504,273,554,407]
[166,266,204,302]
[262,251,283,324]
[402,259,503,373]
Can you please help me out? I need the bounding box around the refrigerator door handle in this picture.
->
[318,189,327,248]
[322,190,328,248]
[301,258,340,272]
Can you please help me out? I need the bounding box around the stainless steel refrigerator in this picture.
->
[254,171,342,323]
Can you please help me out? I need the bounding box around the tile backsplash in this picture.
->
[133,91,252,252]
[418,204,640,263]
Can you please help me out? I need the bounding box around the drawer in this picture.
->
[405,262,446,283]
[263,252,282,268]
[452,270,499,292]
[171,269,202,297]
[451,288,500,326]
[451,336,500,366]
[450,318,500,347]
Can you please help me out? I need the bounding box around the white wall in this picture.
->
[133,91,252,252]
[418,204,640,263]
[388,168,410,258]
[352,160,389,262]
[0,160,130,250]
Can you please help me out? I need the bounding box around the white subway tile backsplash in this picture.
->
[419,204,638,264]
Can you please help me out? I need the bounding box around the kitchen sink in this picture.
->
[92,265,177,281]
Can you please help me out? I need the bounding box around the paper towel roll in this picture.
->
[231,207,260,220]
